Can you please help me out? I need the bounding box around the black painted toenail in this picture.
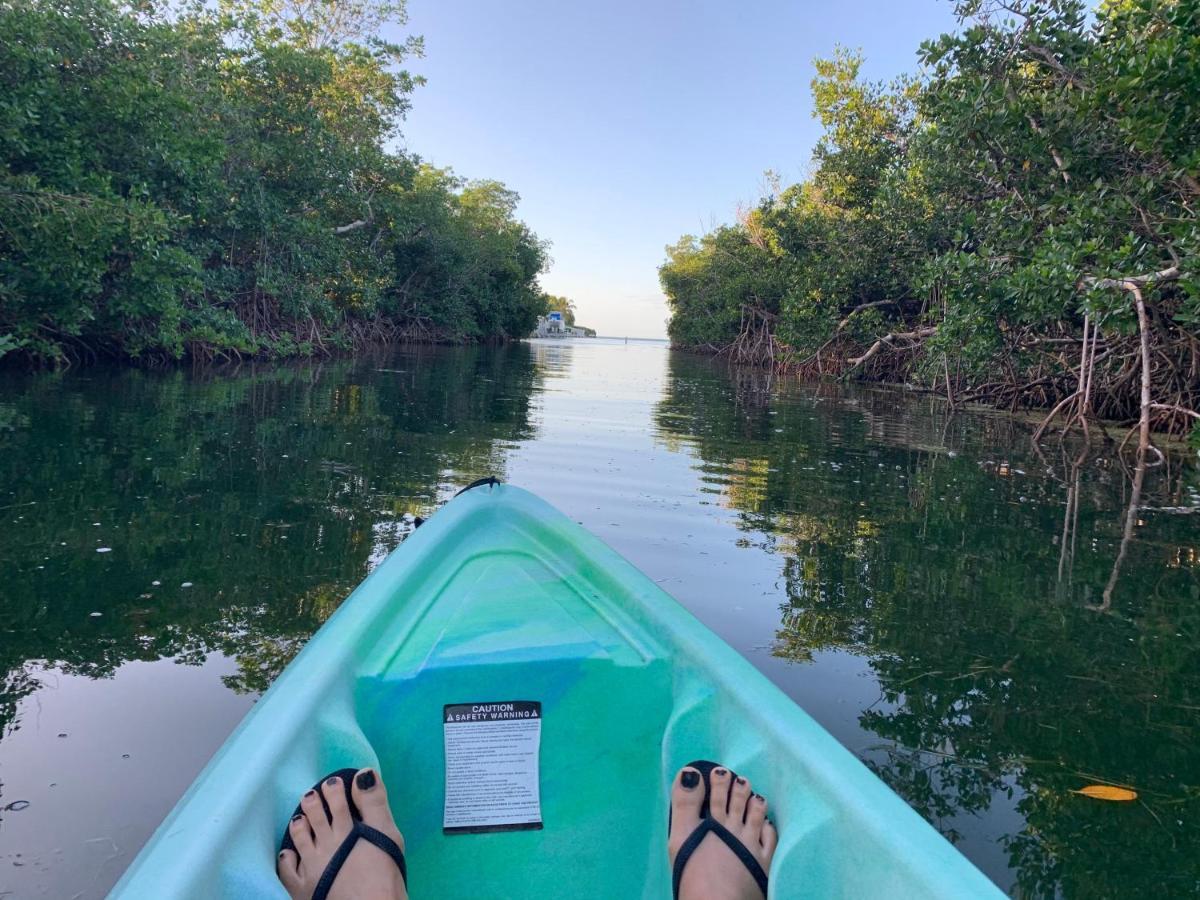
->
[291,814,304,823]
[356,769,377,790]
[324,776,339,786]
[681,770,700,789]
[714,768,727,776]
[736,776,746,784]
[303,789,316,798]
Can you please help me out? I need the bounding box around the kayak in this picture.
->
[112,481,1002,898]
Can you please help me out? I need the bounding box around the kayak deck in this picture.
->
[113,484,1001,898]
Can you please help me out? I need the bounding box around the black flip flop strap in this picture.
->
[312,822,407,900]
[672,817,768,900]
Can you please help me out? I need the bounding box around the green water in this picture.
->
[0,339,1197,898]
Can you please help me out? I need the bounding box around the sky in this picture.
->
[394,0,961,338]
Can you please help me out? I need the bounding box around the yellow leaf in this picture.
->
[1022,159,1031,171]
[1071,785,1137,801]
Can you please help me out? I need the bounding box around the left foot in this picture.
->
[277,768,408,900]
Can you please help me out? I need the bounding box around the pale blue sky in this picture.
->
[397,1,960,338]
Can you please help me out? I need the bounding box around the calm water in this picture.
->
[1,339,1197,898]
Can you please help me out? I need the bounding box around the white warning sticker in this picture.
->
[443,700,543,834]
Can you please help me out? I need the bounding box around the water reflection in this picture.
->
[654,352,1200,898]
[0,345,546,896]
[0,344,542,716]
[1,342,1197,898]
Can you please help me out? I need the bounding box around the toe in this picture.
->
[300,788,331,838]
[762,819,779,857]
[277,849,302,896]
[709,766,732,821]
[667,766,704,858]
[745,792,767,837]
[321,775,352,833]
[351,767,404,846]
[730,775,753,824]
[287,813,316,859]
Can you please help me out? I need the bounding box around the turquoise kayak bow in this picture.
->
[112,482,1002,898]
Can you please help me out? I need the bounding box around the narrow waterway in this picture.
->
[0,339,1196,898]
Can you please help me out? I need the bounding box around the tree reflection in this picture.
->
[656,351,1200,898]
[0,345,542,734]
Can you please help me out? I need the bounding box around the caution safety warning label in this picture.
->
[443,700,542,834]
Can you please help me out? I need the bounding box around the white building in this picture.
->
[531,311,592,338]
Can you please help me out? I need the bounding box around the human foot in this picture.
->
[668,764,777,900]
[277,767,408,900]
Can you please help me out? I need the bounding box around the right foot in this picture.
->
[668,764,777,900]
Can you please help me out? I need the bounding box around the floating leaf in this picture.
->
[1071,785,1137,801]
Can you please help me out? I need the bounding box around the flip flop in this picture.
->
[670,759,769,900]
[279,768,407,900]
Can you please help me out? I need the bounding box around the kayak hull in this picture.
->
[112,484,1002,898]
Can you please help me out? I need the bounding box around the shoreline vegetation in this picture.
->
[0,0,556,367]
[660,0,1199,453]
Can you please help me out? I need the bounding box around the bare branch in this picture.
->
[332,218,371,235]
[1080,266,1181,290]
[846,326,937,368]
[1150,403,1200,420]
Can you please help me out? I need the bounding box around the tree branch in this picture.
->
[1150,403,1200,420]
[332,218,371,235]
[1079,266,1181,290]
[846,326,937,368]
[836,299,900,331]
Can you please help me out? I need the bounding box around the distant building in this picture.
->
[530,312,594,338]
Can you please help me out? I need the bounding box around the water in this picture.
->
[0,339,1197,898]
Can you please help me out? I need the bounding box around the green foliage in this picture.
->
[0,0,545,363]
[663,47,942,361]
[917,0,1196,368]
[661,1,1199,428]
[662,228,787,351]
[220,0,425,61]
[389,168,548,340]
